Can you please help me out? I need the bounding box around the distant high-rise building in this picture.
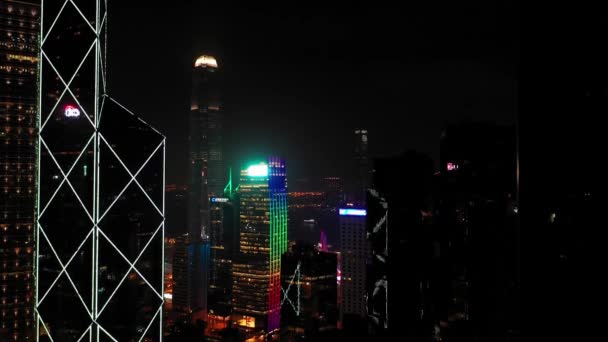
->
[281,243,339,341]
[172,234,210,319]
[438,122,518,341]
[0,1,39,340]
[208,191,237,316]
[165,184,188,237]
[351,129,370,205]
[36,1,165,341]
[338,208,369,319]
[186,54,222,318]
[232,158,287,336]
[320,176,344,209]
[188,54,222,240]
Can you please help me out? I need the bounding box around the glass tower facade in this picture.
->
[186,54,222,317]
[0,1,39,340]
[188,54,222,240]
[232,158,287,335]
[36,1,165,341]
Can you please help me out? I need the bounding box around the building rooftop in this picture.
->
[195,55,218,68]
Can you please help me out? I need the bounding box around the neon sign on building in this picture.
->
[339,208,367,216]
[63,105,80,117]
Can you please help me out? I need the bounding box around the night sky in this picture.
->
[106,0,518,184]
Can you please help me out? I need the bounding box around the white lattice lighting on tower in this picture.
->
[36,1,165,341]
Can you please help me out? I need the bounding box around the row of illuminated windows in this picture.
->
[0,64,36,75]
[0,126,36,133]
[0,140,36,147]
[2,53,38,64]
[0,245,33,255]
[0,19,38,30]
[0,175,33,182]
[0,163,34,170]
[0,40,37,52]
[2,78,30,87]
[0,114,37,123]
[0,259,31,267]
[0,272,30,280]
[0,3,39,16]
[0,223,32,230]
[0,187,33,194]
[2,30,37,41]
[0,232,33,243]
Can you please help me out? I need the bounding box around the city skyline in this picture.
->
[0,0,531,341]
[106,1,517,184]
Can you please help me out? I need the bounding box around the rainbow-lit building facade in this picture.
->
[232,158,287,336]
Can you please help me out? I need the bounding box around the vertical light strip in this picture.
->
[93,1,101,340]
[160,139,166,340]
[267,157,287,332]
[35,1,45,340]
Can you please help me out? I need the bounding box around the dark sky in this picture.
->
[107,0,518,184]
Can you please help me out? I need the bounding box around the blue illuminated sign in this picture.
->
[339,208,367,216]
[211,197,229,203]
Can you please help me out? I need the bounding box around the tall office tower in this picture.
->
[280,243,339,341]
[320,176,343,209]
[36,1,165,341]
[438,122,517,342]
[351,129,370,206]
[367,151,439,341]
[186,54,221,319]
[206,176,238,339]
[232,158,287,336]
[208,194,236,316]
[171,234,210,320]
[188,54,222,240]
[0,1,39,340]
[165,184,188,237]
[171,235,188,314]
[338,208,368,322]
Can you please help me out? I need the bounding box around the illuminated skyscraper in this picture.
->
[232,158,287,336]
[338,208,368,320]
[0,1,39,340]
[188,54,222,239]
[185,54,222,318]
[36,1,165,341]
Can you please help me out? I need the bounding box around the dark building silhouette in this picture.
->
[0,1,39,340]
[438,122,518,342]
[172,234,210,321]
[36,1,165,340]
[367,150,439,340]
[350,129,370,206]
[165,184,188,237]
[280,243,338,341]
[207,190,238,320]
